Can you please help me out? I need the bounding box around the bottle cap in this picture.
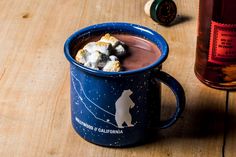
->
[150,0,177,25]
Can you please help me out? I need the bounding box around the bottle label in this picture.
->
[209,21,236,64]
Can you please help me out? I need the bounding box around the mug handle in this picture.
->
[152,70,185,129]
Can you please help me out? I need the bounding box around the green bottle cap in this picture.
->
[150,0,177,25]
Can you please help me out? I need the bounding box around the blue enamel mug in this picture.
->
[64,22,185,147]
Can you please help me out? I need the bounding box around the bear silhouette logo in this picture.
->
[115,89,135,128]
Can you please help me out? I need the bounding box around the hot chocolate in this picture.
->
[114,34,161,71]
[74,34,161,71]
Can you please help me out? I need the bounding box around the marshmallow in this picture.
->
[75,49,87,64]
[100,34,127,56]
[103,60,121,72]
[109,55,118,61]
[99,33,120,47]
[84,41,112,56]
[75,33,128,72]
[114,44,126,57]
[84,51,101,70]
[97,54,109,68]
[83,42,96,53]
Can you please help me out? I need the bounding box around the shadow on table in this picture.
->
[226,105,236,137]
[142,98,236,146]
[167,15,193,27]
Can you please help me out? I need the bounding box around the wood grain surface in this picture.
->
[225,92,236,157]
[0,0,233,157]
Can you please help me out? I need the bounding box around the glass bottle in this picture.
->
[195,0,236,90]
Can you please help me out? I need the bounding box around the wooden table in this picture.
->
[0,0,235,156]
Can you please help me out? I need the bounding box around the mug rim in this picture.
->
[64,22,169,76]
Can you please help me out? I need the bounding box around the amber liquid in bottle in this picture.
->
[195,0,236,90]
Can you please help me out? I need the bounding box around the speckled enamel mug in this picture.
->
[64,22,185,147]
